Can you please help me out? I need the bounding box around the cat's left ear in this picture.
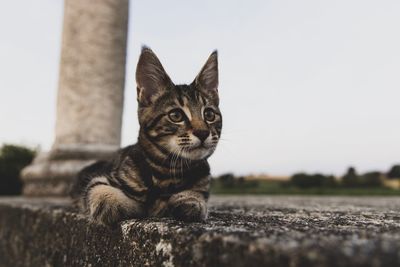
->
[136,46,174,106]
[193,50,219,102]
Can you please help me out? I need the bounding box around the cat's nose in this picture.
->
[193,129,210,142]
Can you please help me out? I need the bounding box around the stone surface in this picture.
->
[55,0,129,146]
[1,196,400,267]
[21,0,129,196]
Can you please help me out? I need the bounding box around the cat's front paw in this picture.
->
[170,199,207,222]
[90,205,125,227]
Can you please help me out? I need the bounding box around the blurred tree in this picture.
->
[218,173,235,188]
[237,177,245,186]
[324,175,337,187]
[290,173,336,188]
[238,177,260,188]
[291,173,311,188]
[0,144,36,195]
[246,180,260,188]
[341,167,359,187]
[387,165,400,179]
[361,172,383,187]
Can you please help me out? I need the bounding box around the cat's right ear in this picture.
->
[193,50,219,102]
[136,47,174,106]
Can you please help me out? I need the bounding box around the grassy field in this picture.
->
[210,180,400,196]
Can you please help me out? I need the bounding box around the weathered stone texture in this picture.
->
[55,0,129,146]
[1,196,400,267]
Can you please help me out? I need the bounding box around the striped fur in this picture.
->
[71,47,222,226]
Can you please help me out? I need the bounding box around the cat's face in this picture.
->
[136,47,222,161]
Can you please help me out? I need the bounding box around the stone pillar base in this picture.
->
[21,144,118,196]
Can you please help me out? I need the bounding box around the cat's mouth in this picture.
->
[173,140,216,160]
[188,143,212,151]
[180,145,214,161]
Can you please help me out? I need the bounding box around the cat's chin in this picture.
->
[180,147,214,161]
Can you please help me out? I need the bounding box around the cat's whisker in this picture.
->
[169,147,179,179]
[173,147,181,179]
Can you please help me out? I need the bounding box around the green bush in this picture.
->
[217,173,235,188]
[360,172,383,187]
[0,144,36,195]
[341,167,383,188]
[236,177,260,188]
[341,167,359,187]
[214,173,260,189]
[290,173,337,188]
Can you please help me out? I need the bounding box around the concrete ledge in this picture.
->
[1,196,400,266]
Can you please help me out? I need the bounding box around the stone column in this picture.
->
[21,0,130,196]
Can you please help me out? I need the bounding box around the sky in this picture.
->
[1,0,400,176]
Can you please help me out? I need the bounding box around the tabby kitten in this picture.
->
[71,47,222,226]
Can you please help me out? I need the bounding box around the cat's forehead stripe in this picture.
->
[176,89,184,106]
[171,86,217,122]
[201,95,206,106]
[175,98,183,108]
[182,105,192,121]
[179,96,192,121]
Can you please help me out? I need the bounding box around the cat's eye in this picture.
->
[168,109,184,123]
[204,108,216,122]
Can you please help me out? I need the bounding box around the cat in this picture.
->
[71,47,222,226]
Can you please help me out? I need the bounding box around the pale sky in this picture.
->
[1,0,400,176]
